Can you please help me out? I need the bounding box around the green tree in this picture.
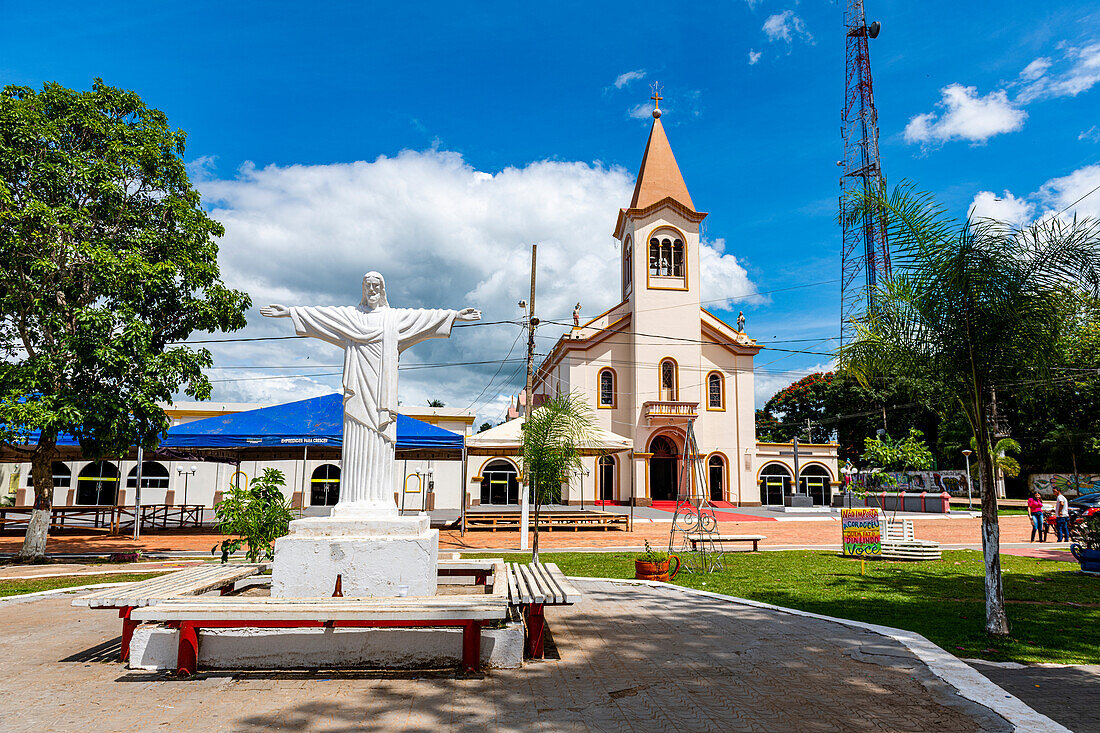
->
[211,468,296,563]
[520,392,599,563]
[861,429,934,473]
[969,436,1022,479]
[426,399,445,407]
[477,421,493,434]
[0,81,250,559]
[840,182,1100,635]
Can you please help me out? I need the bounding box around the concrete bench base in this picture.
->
[129,621,524,671]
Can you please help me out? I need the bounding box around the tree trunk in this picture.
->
[975,402,1009,635]
[16,430,57,561]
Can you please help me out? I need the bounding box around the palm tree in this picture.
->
[840,182,1100,635]
[969,436,1022,481]
[520,392,599,563]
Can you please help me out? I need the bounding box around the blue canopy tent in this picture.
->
[0,393,463,463]
[161,393,464,460]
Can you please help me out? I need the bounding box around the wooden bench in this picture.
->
[505,562,581,658]
[465,510,629,532]
[688,535,766,552]
[72,563,268,661]
[879,517,941,561]
[132,595,509,675]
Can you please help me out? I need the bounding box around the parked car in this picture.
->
[1069,493,1100,521]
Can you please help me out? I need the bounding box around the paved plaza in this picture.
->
[0,578,1056,732]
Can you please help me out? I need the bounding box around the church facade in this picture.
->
[467,106,838,507]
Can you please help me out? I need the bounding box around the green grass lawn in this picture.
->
[471,550,1099,665]
[0,573,167,597]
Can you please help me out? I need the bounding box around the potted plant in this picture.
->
[1070,514,1100,574]
[635,540,680,581]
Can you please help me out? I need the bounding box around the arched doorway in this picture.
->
[708,454,726,502]
[311,464,341,506]
[649,435,679,501]
[76,461,119,505]
[598,455,615,501]
[758,463,791,506]
[800,465,832,506]
[480,460,519,505]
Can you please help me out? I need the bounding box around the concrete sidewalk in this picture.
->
[0,579,1056,732]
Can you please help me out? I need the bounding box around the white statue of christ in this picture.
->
[261,272,480,517]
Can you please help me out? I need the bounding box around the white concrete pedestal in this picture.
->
[271,513,439,598]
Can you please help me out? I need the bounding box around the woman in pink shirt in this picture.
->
[1027,491,1046,542]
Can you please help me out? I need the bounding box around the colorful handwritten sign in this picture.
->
[841,508,881,557]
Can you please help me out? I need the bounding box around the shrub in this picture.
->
[211,468,296,563]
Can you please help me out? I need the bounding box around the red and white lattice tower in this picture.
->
[839,0,890,347]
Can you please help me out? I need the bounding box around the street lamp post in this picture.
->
[961,450,973,510]
[177,464,197,506]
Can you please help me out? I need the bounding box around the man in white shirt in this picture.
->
[1053,488,1071,542]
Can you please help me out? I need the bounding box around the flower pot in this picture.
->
[1070,544,1100,574]
[635,555,681,581]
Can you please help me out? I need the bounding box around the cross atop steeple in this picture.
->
[649,82,662,119]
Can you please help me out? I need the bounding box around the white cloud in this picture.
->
[964,164,1100,234]
[967,190,1036,228]
[627,103,654,119]
[903,84,1026,146]
[748,50,762,65]
[744,0,762,8]
[699,238,759,308]
[613,69,646,89]
[194,150,760,422]
[1080,125,1100,143]
[762,10,812,45]
[1017,43,1100,103]
[1037,163,1100,221]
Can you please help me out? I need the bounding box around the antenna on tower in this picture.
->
[839,0,890,348]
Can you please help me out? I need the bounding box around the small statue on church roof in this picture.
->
[736,311,746,332]
[573,302,582,327]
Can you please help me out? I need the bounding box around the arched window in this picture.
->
[598,368,615,408]
[800,464,832,507]
[25,462,72,489]
[758,463,791,506]
[76,461,119,505]
[708,454,726,502]
[648,233,685,279]
[707,371,725,410]
[480,459,519,505]
[599,455,615,501]
[623,236,632,293]
[659,359,678,400]
[126,461,170,490]
[311,464,341,506]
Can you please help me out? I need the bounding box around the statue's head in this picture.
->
[361,272,389,309]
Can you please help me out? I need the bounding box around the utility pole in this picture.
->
[520,244,538,552]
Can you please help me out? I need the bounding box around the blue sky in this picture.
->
[4,1,1100,420]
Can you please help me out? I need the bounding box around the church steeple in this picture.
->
[628,115,695,212]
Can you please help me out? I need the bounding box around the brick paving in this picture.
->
[0,579,1019,732]
[0,514,1037,555]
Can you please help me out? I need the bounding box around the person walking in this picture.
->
[1027,490,1046,542]
[1053,487,1071,542]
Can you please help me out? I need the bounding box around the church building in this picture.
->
[466,100,839,507]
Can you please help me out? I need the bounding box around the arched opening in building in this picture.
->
[800,464,832,506]
[126,462,170,491]
[649,435,679,502]
[598,455,615,501]
[25,462,72,489]
[76,461,119,505]
[311,464,341,506]
[659,359,678,401]
[708,454,726,502]
[598,368,615,407]
[480,459,519,505]
[758,463,792,506]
